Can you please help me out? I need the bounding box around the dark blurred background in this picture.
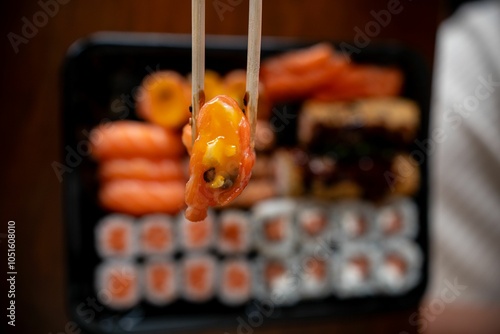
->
[2,1,498,334]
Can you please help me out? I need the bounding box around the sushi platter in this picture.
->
[63,33,430,333]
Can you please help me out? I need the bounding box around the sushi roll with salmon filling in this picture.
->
[219,258,252,305]
[375,197,418,238]
[139,215,176,255]
[376,239,423,294]
[254,257,299,306]
[299,254,330,299]
[95,260,140,310]
[218,210,252,254]
[297,203,330,250]
[95,214,137,258]
[143,258,178,305]
[335,242,379,298]
[253,199,296,258]
[334,201,375,241]
[179,211,215,251]
[182,254,217,303]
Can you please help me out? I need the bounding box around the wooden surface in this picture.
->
[0,1,441,333]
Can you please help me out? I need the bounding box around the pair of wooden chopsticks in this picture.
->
[191,0,263,146]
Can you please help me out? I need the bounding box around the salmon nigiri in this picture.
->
[184,95,255,222]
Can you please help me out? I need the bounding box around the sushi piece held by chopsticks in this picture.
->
[184,0,263,222]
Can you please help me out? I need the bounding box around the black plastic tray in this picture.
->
[62,32,430,334]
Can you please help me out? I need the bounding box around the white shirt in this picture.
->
[428,0,500,303]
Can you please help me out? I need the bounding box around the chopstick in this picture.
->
[191,0,262,146]
[245,0,263,146]
[191,0,205,145]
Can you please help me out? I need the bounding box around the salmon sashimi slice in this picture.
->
[260,43,349,102]
[98,158,185,182]
[90,120,185,160]
[312,65,404,101]
[99,179,185,216]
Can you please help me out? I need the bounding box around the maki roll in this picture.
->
[335,242,379,297]
[143,258,178,305]
[297,202,330,250]
[375,197,418,238]
[333,201,375,241]
[376,239,423,294]
[254,257,299,306]
[95,214,137,258]
[179,211,215,251]
[182,254,217,303]
[299,254,330,299]
[253,199,296,258]
[95,260,140,310]
[218,210,252,255]
[139,214,176,255]
[219,258,252,305]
